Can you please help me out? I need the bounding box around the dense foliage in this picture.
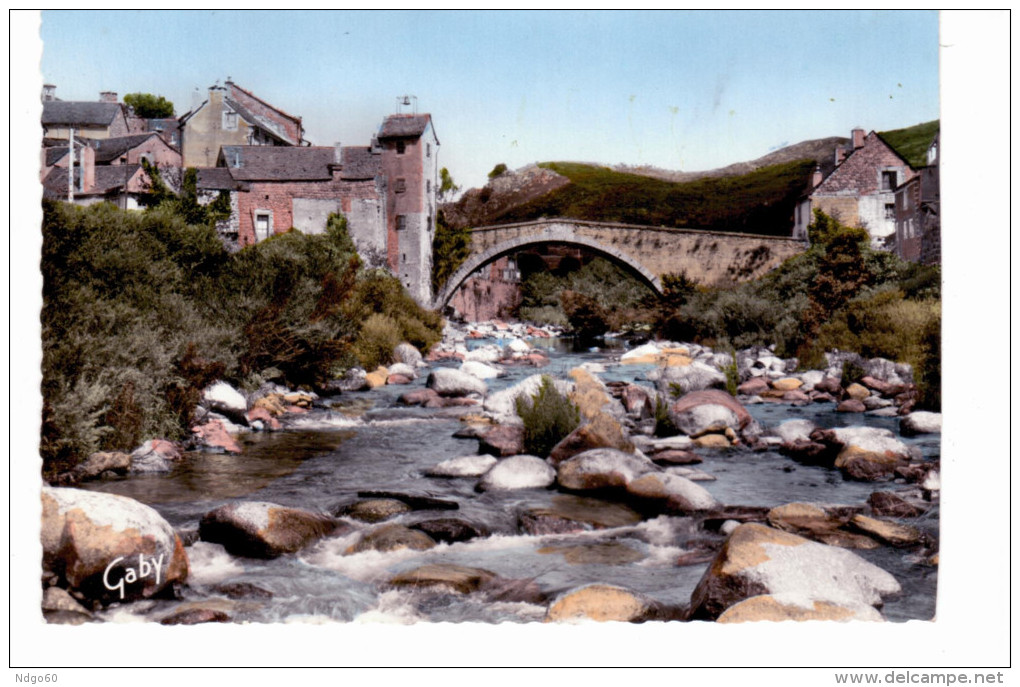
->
[492,160,816,236]
[40,201,441,477]
[431,210,472,294]
[514,376,581,457]
[877,120,940,168]
[123,92,175,119]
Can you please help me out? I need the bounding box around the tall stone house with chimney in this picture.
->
[178,80,306,168]
[198,112,440,305]
[793,128,917,248]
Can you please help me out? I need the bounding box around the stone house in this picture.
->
[197,112,440,305]
[41,153,151,210]
[894,131,940,264]
[179,80,305,168]
[795,128,918,247]
[41,95,134,140]
[90,132,182,168]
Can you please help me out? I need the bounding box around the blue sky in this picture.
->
[38,10,939,190]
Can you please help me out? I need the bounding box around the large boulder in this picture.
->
[426,367,488,397]
[393,342,424,368]
[425,454,498,478]
[460,360,502,380]
[41,487,189,604]
[717,594,882,623]
[668,389,751,437]
[202,381,248,422]
[546,584,660,623]
[688,523,900,621]
[900,411,942,436]
[518,495,643,535]
[191,419,242,454]
[556,448,656,491]
[650,361,726,396]
[199,502,340,558]
[478,425,525,457]
[478,455,556,491]
[483,374,573,419]
[624,472,720,513]
[823,427,914,480]
[345,524,436,554]
[548,414,632,465]
[129,439,182,473]
[773,419,817,444]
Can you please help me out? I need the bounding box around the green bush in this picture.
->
[514,376,581,457]
[560,290,609,343]
[916,309,941,410]
[354,313,403,370]
[488,163,508,180]
[653,395,679,437]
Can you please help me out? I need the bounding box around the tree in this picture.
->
[431,210,472,293]
[124,93,175,119]
[488,163,508,180]
[438,167,461,202]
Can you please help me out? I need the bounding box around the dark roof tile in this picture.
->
[378,114,431,139]
[340,146,381,180]
[42,101,122,127]
[91,133,163,163]
[218,146,334,181]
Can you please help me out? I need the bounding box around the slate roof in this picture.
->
[378,114,431,139]
[339,146,381,180]
[223,97,297,145]
[41,164,144,198]
[91,133,164,163]
[44,147,71,167]
[218,146,335,181]
[42,101,122,127]
[196,167,250,191]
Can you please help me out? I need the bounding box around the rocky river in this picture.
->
[40,322,940,626]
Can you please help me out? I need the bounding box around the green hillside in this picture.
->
[493,159,817,236]
[878,120,939,168]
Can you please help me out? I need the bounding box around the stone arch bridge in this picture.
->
[431,218,806,311]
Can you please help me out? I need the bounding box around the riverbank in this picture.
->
[41,323,940,625]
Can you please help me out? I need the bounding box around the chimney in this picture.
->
[333,142,343,166]
[190,87,203,112]
[812,166,823,188]
[79,145,96,192]
[100,91,118,103]
[852,128,865,150]
[41,84,56,102]
[835,147,846,166]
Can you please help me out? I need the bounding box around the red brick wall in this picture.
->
[236,175,378,246]
[381,137,424,271]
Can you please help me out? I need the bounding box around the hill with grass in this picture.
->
[444,121,939,236]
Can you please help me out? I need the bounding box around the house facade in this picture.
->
[802,128,918,247]
[894,131,940,264]
[179,80,305,168]
[42,99,133,141]
[197,112,440,305]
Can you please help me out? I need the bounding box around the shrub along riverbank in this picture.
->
[40,200,441,478]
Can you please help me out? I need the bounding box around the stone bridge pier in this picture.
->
[431,219,806,311]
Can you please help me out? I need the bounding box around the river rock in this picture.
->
[518,495,643,535]
[845,383,871,401]
[849,514,922,547]
[813,376,843,396]
[867,491,924,518]
[620,384,654,418]
[478,424,525,457]
[389,563,497,594]
[556,448,656,491]
[386,373,412,386]
[693,433,733,448]
[245,407,282,431]
[649,449,703,465]
[202,381,248,422]
[687,523,900,621]
[774,419,816,444]
[41,487,189,604]
[620,343,662,365]
[460,360,502,380]
[837,399,867,413]
[398,388,440,406]
[212,581,274,599]
[364,367,389,389]
[483,374,574,418]
[42,586,94,624]
[356,491,460,511]
[160,607,232,625]
[737,377,770,396]
[426,454,498,478]
[863,396,893,410]
[625,472,720,512]
[668,390,751,436]
[71,451,132,482]
[325,367,369,392]
[426,367,488,397]
[199,502,340,558]
[771,378,803,392]
[463,344,502,364]
[393,342,424,368]
[192,419,242,453]
[338,499,413,523]
[548,413,632,465]
[767,502,842,536]
[546,584,657,623]
[345,524,436,554]
[539,541,644,566]
[900,411,942,436]
[717,594,882,623]
[409,518,490,544]
[650,360,726,396]
[478,455,556,491]
[129,439,182,473]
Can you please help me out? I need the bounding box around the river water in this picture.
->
[81,338,939,624]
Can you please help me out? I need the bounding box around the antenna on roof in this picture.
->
[395,95,418,114]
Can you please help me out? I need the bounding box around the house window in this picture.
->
[396,215,407,231]
[881,171,897,191]
[223,111,238,131]
[884,204,895,221]
[426,180,431,194]
[394,178,406,194]
[426,143,431,158]
[255,211,272,241]
[396,141,406,154]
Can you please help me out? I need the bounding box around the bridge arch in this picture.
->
[432,229,663,311]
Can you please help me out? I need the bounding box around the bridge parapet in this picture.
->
[432,218,806,311]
